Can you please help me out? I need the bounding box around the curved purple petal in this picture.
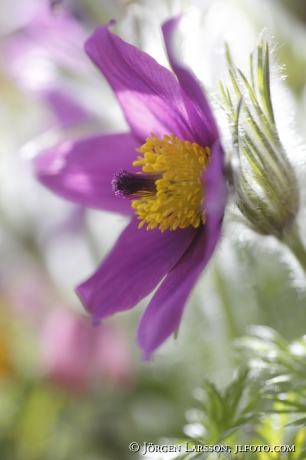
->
[84,24,215,146]
[162,17,219,147]
[137,140,227,359]
[76,217,198,323]
[35,132,140,214]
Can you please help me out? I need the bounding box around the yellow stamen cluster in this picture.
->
[132,133,211,231]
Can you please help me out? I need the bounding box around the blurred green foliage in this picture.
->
[154,327,306,459]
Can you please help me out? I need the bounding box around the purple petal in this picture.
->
[76,217,198,322]
[162,17,219,148]
[85,25,216,145]
[35,133,140,214]
[44,89,93,127]
[137,140,227,359]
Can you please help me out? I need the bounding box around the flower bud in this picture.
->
[219,38,299,239]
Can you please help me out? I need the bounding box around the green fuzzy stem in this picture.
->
[282,226,306,274]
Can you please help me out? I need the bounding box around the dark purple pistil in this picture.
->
[112,169,161,198]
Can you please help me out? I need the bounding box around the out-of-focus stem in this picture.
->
[214,268,240,340]
[282,225,306,274]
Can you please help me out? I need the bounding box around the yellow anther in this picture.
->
[131,133,210,232]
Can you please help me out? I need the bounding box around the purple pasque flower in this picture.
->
[35,17,227,359]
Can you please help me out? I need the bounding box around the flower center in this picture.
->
[113,133,211,231]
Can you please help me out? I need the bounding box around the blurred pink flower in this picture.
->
[40,308,135,391]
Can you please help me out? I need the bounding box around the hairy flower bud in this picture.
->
[219,38,299,239]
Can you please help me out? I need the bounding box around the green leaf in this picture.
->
[225,42,233,66]
[216,426,238,443]
[285,417,306,427]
